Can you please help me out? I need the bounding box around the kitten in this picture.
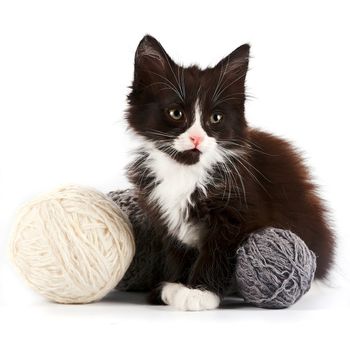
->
[125,35,335,311]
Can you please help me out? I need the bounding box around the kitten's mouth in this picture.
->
[188,148,201,154]
[173,148,202,165]
[183,148,202,158]
[160,146,202,165]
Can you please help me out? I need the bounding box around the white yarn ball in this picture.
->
[9,185,135,304]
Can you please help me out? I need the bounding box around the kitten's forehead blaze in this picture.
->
[187,99,208,139]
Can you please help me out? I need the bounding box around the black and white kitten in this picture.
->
[125,35,335,311]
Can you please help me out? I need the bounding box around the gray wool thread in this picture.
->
[235,227,316,309]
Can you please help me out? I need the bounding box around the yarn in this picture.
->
[10,185,135,304]
[109,189,165,291]
[235,227,316,309]
[10,187,317,308]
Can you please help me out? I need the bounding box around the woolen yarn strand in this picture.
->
[9,185,135,304]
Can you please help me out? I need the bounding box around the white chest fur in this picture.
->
[145,146,210,247]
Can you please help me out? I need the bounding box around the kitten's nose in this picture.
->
[189,135,203,147]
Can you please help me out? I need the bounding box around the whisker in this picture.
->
[218,160,241,206]
[181,67,186,99]
[159,46,185,101]
[218,148,247,206]
[145,130,174,139]
[234,153,272,183]
[219,137,277,157]
[177,66,184,98]
[218,140,273,156]
[142,70,184,102]
[212,60,229,103]
[143,70,178,91]
[213,72,248,103]
[227,152,271,196]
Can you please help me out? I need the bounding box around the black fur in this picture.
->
[125,35,335,302]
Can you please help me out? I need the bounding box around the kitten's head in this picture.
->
[126,35,250,166]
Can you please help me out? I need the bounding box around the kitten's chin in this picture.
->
[164,147,201,165]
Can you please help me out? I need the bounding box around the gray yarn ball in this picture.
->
[235,228,316,309]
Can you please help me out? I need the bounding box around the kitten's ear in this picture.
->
[214,44,250,84]
[133,35,174,87]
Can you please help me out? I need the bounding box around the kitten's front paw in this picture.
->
[161,282,220,311]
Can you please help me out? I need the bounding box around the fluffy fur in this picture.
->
[125,35,335,310]
[161,282,220,311]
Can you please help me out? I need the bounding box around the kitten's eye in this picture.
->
[210,113,223,124]
[168,108,184,120]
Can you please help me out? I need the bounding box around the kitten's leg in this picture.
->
[160,249,234,311]
[148,241,198,305]
[147,283,166,305]
[161,223,241,311]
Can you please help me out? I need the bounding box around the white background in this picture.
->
[1,0,349,349]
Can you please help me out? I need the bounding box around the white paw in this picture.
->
[161,283,220,311]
